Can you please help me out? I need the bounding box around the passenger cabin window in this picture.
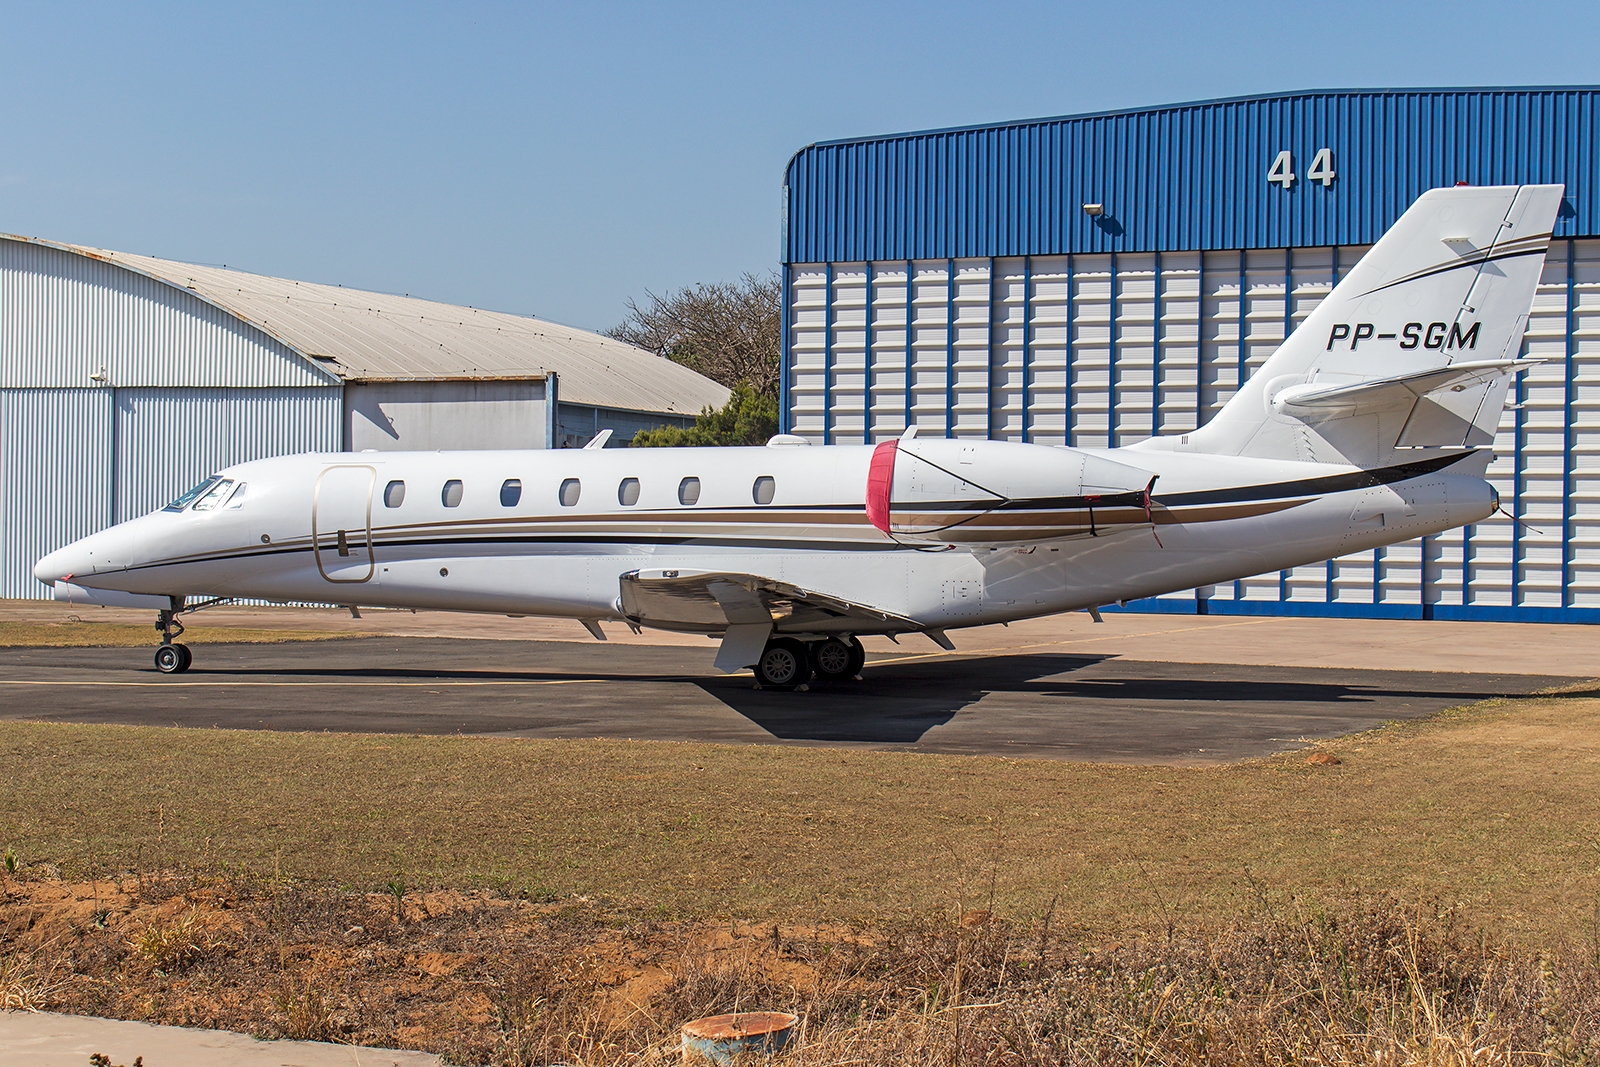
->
[559,478,581,507]
[618,478,640,506]
[223,482,248,509]
[165,476,220,512]
[190,479,236,512]
[500,479,522,507]
[752,476,775,505]
[383,480,406,507]
[678,477,701,505]
[441,479,464,508]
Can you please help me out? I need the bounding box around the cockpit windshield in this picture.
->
[164,476,221,512]
[190,479,237,512]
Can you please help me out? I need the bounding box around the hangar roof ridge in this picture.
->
[0,233,729,417]
[797,84,1600,155]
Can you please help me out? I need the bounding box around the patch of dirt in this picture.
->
[2,871,1595,1066]
[0,872,862,1063]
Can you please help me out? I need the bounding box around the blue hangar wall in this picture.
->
[779,88,1600,623]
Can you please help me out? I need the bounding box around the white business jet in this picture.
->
[36,184,1562,686]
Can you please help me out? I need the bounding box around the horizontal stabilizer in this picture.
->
[1272,360,1533,411]
[1271,359,1540,448]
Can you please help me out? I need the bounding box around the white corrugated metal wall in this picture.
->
[786,240,1600,618]
[0,390,114,600]
[113,388,343,521]
[1,240,332,390]
[1,239,343,599]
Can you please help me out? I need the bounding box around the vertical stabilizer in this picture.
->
[1175,184,1562,466]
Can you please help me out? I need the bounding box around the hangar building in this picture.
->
[780,87,1599,623]
[0,236,728,598]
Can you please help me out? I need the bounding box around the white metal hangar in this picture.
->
[0,235,729,599]
[781,87,1599,624]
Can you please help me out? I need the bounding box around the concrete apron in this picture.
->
[0,1011,441,1067]
[13,600,1600,678]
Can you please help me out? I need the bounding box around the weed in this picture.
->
[129,909,211,973]
[0,946,73,1011]
[273,970,337,1042]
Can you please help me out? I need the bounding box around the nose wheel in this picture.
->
[154,643,192,674]
[153,607,192,674]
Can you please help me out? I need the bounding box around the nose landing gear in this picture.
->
[153,606,192,674]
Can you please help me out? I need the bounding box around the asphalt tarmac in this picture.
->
[0,638,1574,762]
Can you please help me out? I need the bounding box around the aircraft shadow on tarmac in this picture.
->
[697,652,1107,742]
[700,652,1531,744]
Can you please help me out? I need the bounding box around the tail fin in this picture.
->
[1182,184,1563,466]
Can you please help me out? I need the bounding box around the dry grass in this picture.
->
[129,907,214,971]
[1,688,1597,1063]
[0,870,1594,1065]
[0,620,359,647]
[0,688,1597,947]
[0,945,74,1011]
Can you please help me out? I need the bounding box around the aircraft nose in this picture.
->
[33,526,132,586]
[33,542,92,586]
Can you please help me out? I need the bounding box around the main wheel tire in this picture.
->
[811,637,858,681]
[173,643,193,673]
[755,638,812,689]
[845,635,866,678]
[154,645,184,674]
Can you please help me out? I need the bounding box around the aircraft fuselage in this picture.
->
[36,438,1495,634]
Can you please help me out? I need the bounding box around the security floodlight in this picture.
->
[1082,203,1104,217]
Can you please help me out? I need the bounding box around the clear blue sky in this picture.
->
[3,1,1595,333]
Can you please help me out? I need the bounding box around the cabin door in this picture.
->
[313,465,376,583]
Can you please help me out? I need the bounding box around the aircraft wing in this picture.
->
[618,568,917,673]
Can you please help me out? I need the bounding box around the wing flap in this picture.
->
[618,568,915,634]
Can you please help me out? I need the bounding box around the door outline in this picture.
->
[312,465,376,583]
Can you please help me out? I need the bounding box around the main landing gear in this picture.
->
[153,608,191,674]
[753,635,866,689]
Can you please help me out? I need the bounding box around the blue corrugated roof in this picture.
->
[782,88,1598,263]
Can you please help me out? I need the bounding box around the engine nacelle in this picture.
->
[865,439,1157,545]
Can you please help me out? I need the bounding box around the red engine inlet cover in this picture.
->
[865,439,898,534]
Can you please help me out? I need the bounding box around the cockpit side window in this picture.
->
[223,482,248,509]
[190,479,236,512]
[164,476,220,512]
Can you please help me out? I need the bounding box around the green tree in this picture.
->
[631,385,778,447]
